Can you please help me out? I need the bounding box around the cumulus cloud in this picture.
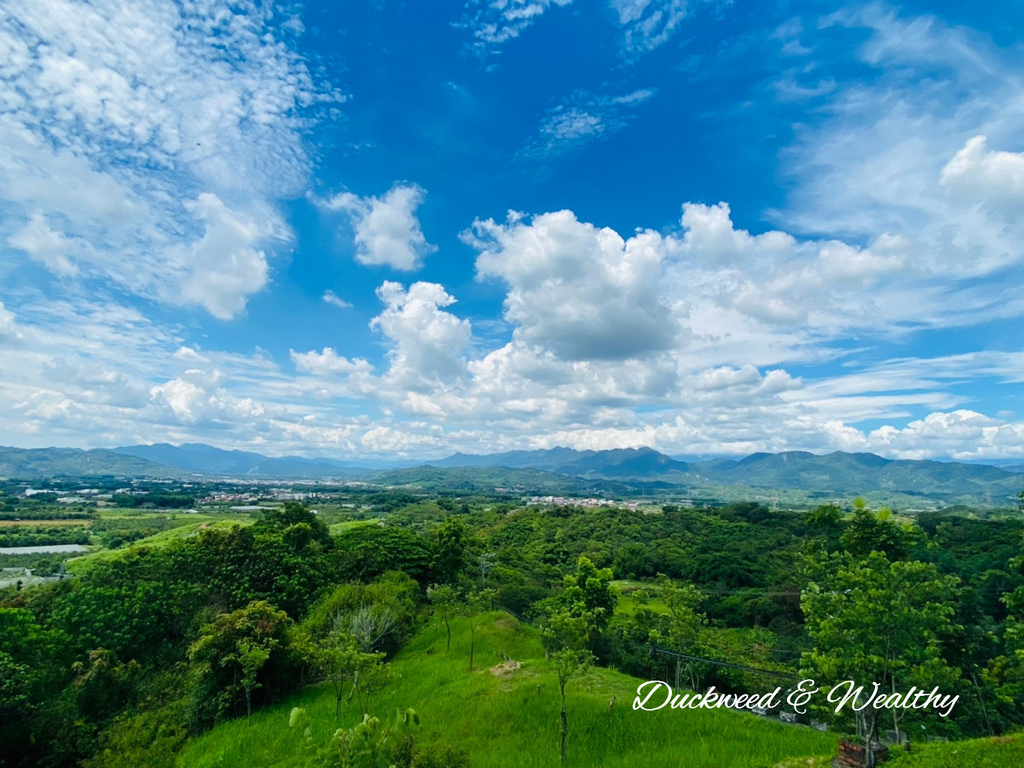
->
[323,184,436,271]
[371,281,473,389]
[291,348,373,377]
[177,194,273,319]
[467,209,677,360]
[149,369,275,426]
[940,135,1024,217]
[860,410,1024,461]
[0,0,335,318]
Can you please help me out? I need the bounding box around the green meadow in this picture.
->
[177,612,837,768]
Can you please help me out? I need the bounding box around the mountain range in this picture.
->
[1,443,1023,506]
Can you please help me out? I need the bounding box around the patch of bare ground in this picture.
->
[490,660,521,679]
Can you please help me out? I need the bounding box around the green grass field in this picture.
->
[611,579,671,617]
[176,612,837,768]
[328,518,381,535]
[887,733,1024,767]
[66,511,254,573]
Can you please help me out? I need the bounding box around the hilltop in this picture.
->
[176,612,837,768]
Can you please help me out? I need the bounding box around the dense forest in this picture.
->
[2,493,1024,767]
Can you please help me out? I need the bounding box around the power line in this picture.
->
[648,643,800,680]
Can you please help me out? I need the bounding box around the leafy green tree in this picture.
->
[801,551,961,743]
[334,527,433,585]
[543,610,594,766]
[188,600,294,722]
[986,533,1024,725]
[431,518,466,585]
[551,556,616,654]
[256,502,332,547]
[303,573,419,658]
[70,649,141,726]
[840,500,918,560]
[649,576,706,689]
[0,650,31,718]
[427,584,458,652]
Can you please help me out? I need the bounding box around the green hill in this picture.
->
[177,613,836,768]
[0,446,182,479]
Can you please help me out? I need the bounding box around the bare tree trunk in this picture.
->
[348,669,359,702]
[560,681,568,765]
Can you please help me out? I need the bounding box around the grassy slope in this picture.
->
[887,734,1024,767]
[773,734,1024,768]
[177,613,836,768]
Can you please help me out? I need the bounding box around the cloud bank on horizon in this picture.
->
[1,0,1023,462]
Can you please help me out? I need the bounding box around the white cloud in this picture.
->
[940,135,1024,217]
[611,0,694,55]
[370,281,473,389]
[779,5,1024,281]
[522,89,656,158]
[291,348,373,377]
[468,209,678,360]
[7,213,78,277]
[322,290,353,309]
[177,194,273,319]
[323,184,436,271]
[460,0,573,53]
[0,302,21,341]
[0,0,336,318]
[861,410,1024,461]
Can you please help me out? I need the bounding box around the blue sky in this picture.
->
[1,0,1024,461]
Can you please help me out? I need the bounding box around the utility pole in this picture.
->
[480,552,495,589]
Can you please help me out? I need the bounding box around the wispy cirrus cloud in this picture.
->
[520,88,656,158]
[458,0,573,55]
[322,290,354,310]
[611,0,701,56]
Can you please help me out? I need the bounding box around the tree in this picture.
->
[552,556,616,654]
[801,551,961,745]
[427,584,458,653]
[333,527,433,585]
[188,600,293,722]
[431,518,466,585]
[317,635,355,720]
[542,557,608,764]
[840,500,918,561]
[543,610,594,766]
[302,573,419,658]
[256,502,331,547]
[229,639,271,721]
[650,576,706,689]
[987,531,1024,725]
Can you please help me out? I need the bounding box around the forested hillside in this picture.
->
[3,494,1024,767]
